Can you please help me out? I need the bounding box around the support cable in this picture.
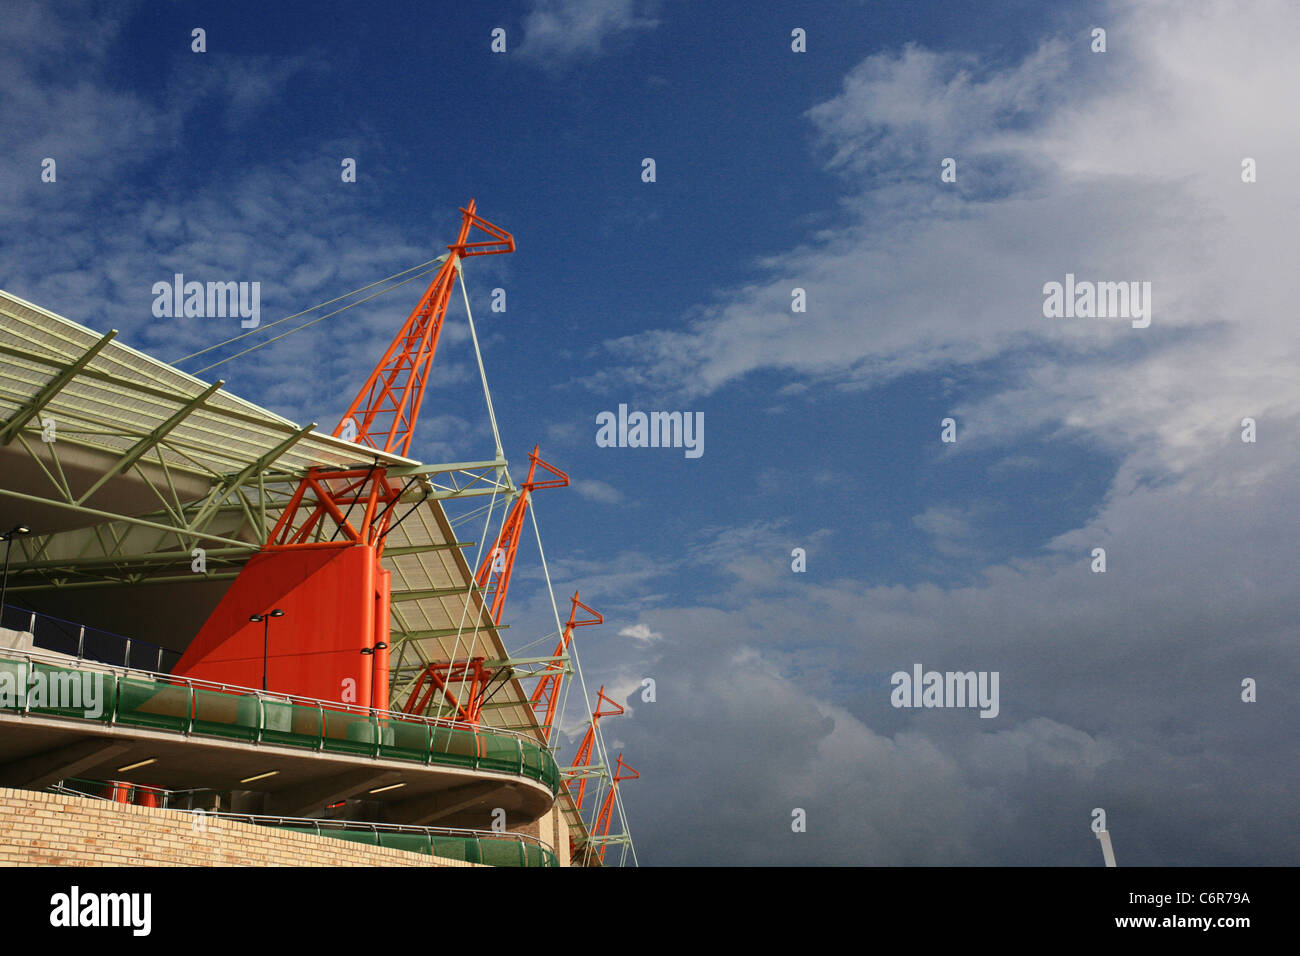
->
[456,261,504,461]
[441,260,509,717]
[185,261,445,374]
[527,500,637,865]
[422,484,500,720]
[172,257,444,364]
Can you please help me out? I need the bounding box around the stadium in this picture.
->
[0,203,636,868]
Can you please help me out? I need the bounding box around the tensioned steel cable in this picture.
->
[172,256,443,363]
[441,261,512,719]
[405,479,500,720]
[378,483,429,538]
[525,497,593,858]
[527,500,638,866]
[456,261,505,461]
[180,265,449,377]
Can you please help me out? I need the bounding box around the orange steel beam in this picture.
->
[270,200,515,556]
[474,446,568,624]
[529,591,601,740]
[266,466,402,548]
[592,753,638,863]
[568,685,624,811]
[402,657,498,724]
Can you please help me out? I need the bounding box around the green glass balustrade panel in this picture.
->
[0,658,29,711]
[115,676,194,731]
[479,838,526,868]
[477,731,522,775]
[260,698,319,749]
[431,835,481,865]
[429,725,480,769]
[321,708,380,756]
[520,739,546,781]
[267,826,548,867]
[523,843,553,868]
[377,831,433,855]
[277,826,323,838]
[26,661,115,722]
[190,687,261,741]
[377,717,431,763]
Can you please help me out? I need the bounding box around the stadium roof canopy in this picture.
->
[0,290,419,477]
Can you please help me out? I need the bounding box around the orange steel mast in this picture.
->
[530,592,601,741]
[400,446,568,723]
[590,754,638,863]
[567,686,625,811]
[268,199,515,554]
[339,199,514,459]
[475,446,569,624]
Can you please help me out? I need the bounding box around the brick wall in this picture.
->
[511,806,570,867]
[0,788,477,867]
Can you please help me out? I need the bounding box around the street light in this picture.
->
[360,643,389,716]
[249,609,285,691]
[1,525,32,626]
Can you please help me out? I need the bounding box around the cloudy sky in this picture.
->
[2,0,1297,865]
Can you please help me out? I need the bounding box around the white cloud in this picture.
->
[573,478,625,503]
[911,505,973,540]
[806,40,1069,177]
[518,0,660,63]
[618,622,661,643]
[911,504,982,559]
[576,0,1300,864]
[593,0,1300,488]
[0,5,465,442]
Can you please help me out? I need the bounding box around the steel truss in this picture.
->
[0,362,512,594]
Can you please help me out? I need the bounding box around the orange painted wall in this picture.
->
[173,543,380,705]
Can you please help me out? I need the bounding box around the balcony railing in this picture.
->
[0,647,560,793]
[47,779,557,867]
[0,603,182,672]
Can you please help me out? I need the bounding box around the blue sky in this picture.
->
[3,0,1298,866]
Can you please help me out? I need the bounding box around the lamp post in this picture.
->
[249,609,285,691]
[1,525,32,626]
[360,642,388,714]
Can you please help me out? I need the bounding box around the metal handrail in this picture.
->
[48,780,220,810]
[5,647,560,793]
[0,603,181,672]
[47,779,556,857]
[197,811,556,853]
[2,645,544,745]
